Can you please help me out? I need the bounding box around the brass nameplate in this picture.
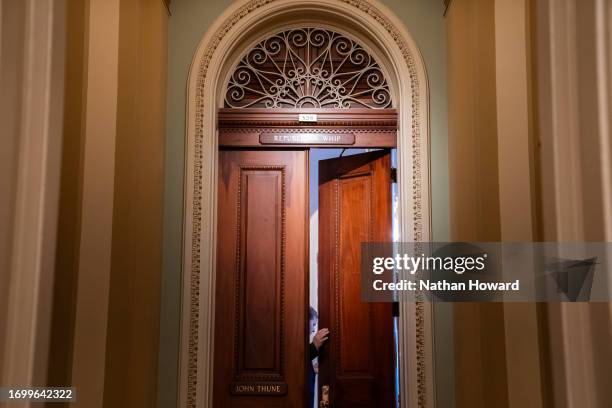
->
[259,133,355,145]
[231,382,287,396]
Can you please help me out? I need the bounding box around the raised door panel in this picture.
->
[318,150,394,408]
[215,150,308,407]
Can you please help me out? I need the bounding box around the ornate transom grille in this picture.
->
[224,28,393,109]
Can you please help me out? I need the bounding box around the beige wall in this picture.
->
[69,0,121,405]
[495,1,545,407]
[448,0,612,407]
[0,0,27,379]
[104,0,167,407]
[447,0,501,243]
[46,0,168,407]
[446,3,509,407]
[1,0,67,395]
[47,0,87,391]
[534,0,612,406]
[447,1,547,407]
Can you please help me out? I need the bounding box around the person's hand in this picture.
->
[313,328,329,350]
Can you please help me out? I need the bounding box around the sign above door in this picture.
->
[259,132,355,145]
[217,108,398,148]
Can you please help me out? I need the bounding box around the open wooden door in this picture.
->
[318,150,395,408]
[215,149,308,407]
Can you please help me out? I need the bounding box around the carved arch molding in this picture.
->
[183,1,433,408]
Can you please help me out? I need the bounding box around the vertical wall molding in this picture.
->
[594,0,612,241]
[535,0,612,407]
[0,0,66,399]
[494,1,544,407]
[69,1,120,407]
[446,2,507,406]
[104,0,167,406]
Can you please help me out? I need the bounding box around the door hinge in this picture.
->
[390,168,397,183]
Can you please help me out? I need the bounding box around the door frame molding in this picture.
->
[180,1,434,407]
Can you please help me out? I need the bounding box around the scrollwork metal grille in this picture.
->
[224,28,392,109]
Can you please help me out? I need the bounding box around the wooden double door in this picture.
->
[214,148,395,407]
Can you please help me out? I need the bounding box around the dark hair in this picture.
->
[309,306,318,321]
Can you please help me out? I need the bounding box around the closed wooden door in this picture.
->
[215,149,308,407]
[318,150,395,408]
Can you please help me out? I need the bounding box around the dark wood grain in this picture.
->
[218,108,398,126]
[318,150,395,408]
[218,108,397,148]
[220,129,396,148]
[215,149,308,407]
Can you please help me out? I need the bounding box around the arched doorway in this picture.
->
[180,1,433,407]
